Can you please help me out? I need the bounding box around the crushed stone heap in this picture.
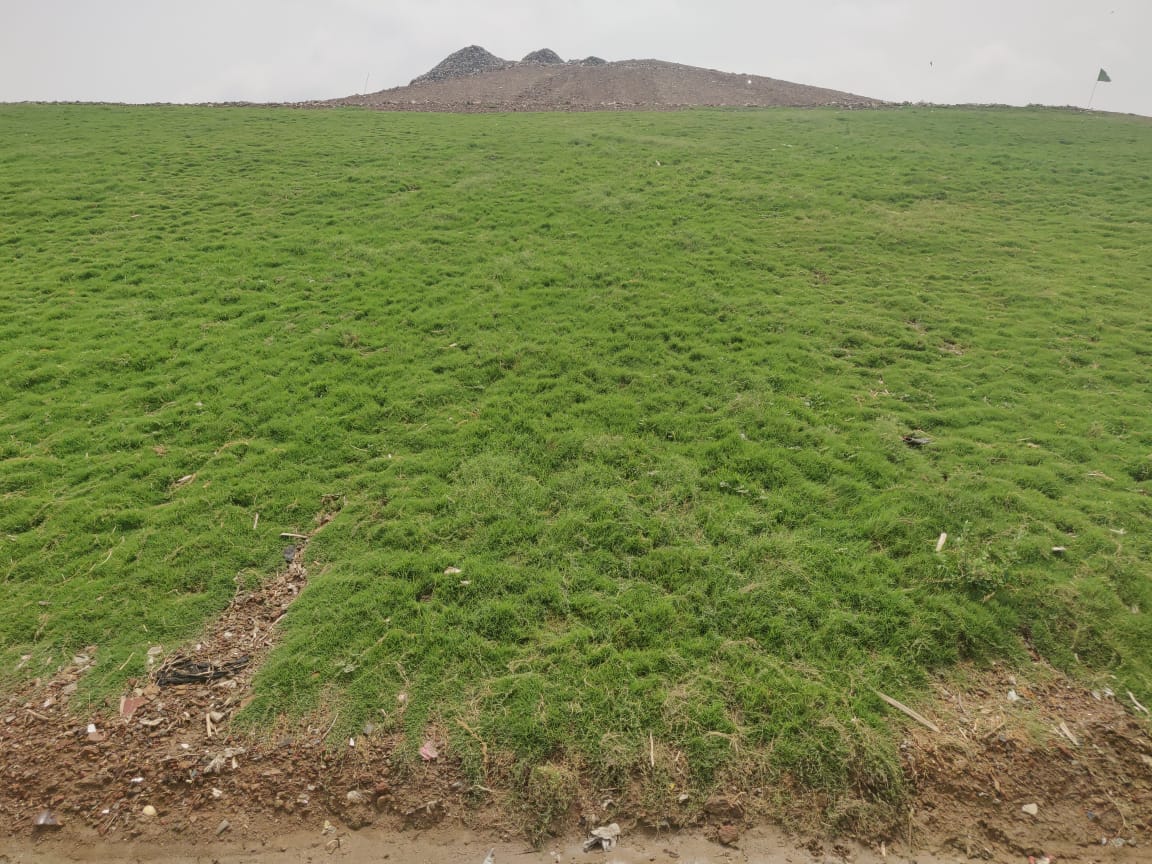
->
[410,45,510,85]
[522,48,564,65]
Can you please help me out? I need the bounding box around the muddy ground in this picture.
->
[3,514,1149,862]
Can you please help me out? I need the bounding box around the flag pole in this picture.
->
[1088,79,1099,110]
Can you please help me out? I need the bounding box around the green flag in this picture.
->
[1097,68,1112,83]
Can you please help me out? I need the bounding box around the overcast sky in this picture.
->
[1,1,1148,115]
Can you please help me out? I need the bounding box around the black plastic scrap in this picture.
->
[155,656,251,687]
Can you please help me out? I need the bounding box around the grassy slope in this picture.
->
[2,105,1150,797]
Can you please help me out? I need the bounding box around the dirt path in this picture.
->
[0,824,953,864]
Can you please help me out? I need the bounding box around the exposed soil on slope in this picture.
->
[903,670,1152,861]
[330,59,881,113]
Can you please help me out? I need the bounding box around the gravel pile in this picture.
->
[410,45,511,85]
[522,48,564,65]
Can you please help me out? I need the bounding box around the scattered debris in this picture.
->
[875,690,941,733]
[935,532,948,553]
[1057,721,1080,746]
[481,850,495,864]
[902,434,932,448]
[583,823,621,852]
[1021,803,1039,817]
[33,810,62,830]
[444,566,463,576]
[1128,691,1149,715]
[119,695,148,720]
[215,819,231,837]
[1007,689,1020,703]
[1051,546,1067,556]
[155,656,250,687]
[419,740,439,761]
[283,546,297,564]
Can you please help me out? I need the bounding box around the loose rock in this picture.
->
[717,823,741,846]
[582,823,621,852]
[33,810,62,830]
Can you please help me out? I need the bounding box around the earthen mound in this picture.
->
[338,46,884,112]
[522,48,564,65]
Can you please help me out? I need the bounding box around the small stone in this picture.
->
[718,824,740,846]
[1022,802,1039,816]
[346,790,368,804]
[704,795,744,821]
[215,819,231,836]
[33,810,62,830]
[141,805,157,818]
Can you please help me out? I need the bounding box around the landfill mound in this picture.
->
[330,46,883,112]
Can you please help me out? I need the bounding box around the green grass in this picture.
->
[2,104,1150,800]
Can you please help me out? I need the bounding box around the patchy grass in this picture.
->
[1,104,1150,801]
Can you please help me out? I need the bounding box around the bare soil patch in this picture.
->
[902,666,1152,862]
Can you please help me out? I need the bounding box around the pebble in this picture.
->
[142,805,157,817]
[1022,802,1039,816]
[216,819,231,836]
[33,810,62,830]
[717,824,741,846]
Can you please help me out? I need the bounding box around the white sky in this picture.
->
[1,0,1148,115]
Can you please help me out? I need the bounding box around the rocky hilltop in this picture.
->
[329,46,882,112]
